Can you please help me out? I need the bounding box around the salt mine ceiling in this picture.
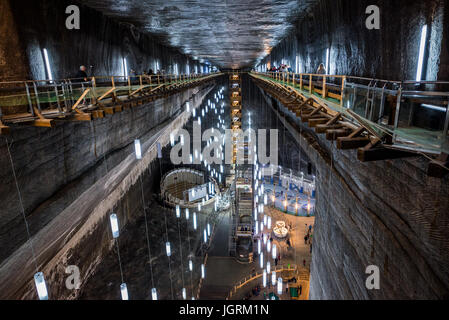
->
[80,0,316,69]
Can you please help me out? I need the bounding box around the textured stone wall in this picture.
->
[0,0,29,81]
[260,0,448,81]
[0,80,216,299]
[253,81,449,299]
[242,74,314,174]
[6,0,204,80]
[0,82,215,266]
[75,81,223,300]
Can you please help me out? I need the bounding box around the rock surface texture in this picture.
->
[260,0,448,81]
[0,80,215,299]
[252,79,449,299]
[79,0,317,69]
[4,0,204,80]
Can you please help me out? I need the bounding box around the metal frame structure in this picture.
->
[250,71,449,177]
[0,72,222,133]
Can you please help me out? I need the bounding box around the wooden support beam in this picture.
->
[114,105,123,113]
[91,110,105,119]
[337,137,371,150]
[309,105,325,117]
[308,118,329,128]
[326,113,342,126]
[0,122,10,135]
[348,127,366,139]
[358,146,417,162]
[326,128,352,140]
[71,89,90,112]
[33,119,54,128]
[427,153,449,178]
[315,124,345,134]
[129,85,146,97]
[301,112,330,122]
[97,87,116,102]
[102,107,115,115]
[72,113,92,121]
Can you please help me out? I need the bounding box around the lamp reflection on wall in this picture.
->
[42,48,53,82]
[120,283,129,300]
[416,25,428,81]
[110,214,119,239]
[277,278,283,295]
[151,288,158,300]
[34,272,49,300]
[166,242,171,257]
[193,212,197,230]
[263,270,267,288]
[123,57,128,79]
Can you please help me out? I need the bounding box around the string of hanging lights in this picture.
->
[5,138,44,299]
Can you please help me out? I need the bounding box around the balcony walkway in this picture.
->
[250,72,449,177]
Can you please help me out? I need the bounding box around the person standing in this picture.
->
[299,284,303,296]
[316,63,326,75]
[75,65,88,81]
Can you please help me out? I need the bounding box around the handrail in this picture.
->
[0,72,223,129]
[0,72,221,86]
[226,264,298,300]
[251,71,449,156]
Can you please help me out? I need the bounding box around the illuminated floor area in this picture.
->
[199,201,315,300]
[263,182,316,216]
[227,211,314,300]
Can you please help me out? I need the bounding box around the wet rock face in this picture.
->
[0,0,29,81]
[242,74,314,173]
[262,0,449,81]
[79,0,318,69]
[254,82,449,299]
[8,0,202,80]
[0,83,213,266]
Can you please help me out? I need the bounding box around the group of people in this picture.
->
[72,65,168,82]
[268,64,292,73]
[267,63,327,75]
[305,224,313,254]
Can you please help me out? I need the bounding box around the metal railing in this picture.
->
[0,72,222,123]
[226,264,298,300]
[252,71,449,155]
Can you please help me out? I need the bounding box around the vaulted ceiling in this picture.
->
[81,0,316,69]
